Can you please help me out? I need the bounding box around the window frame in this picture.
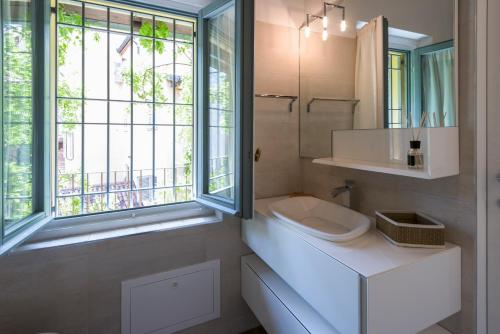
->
[52,0,198,218]
[0,0,52,255]
[196,0,253,219]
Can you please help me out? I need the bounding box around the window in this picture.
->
[387,49,409,128]
[0,0,50,253]
[207,5,235,200]
[0,0,254,254]
[197,0,254,217]
[55,0,195,217]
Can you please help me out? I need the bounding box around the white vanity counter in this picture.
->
[242,196,461,334]
[253,196,459,278]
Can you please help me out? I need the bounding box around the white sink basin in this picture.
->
[268,196,371,242]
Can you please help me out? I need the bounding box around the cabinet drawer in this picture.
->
[243,218,361,334]
[242,254,339,334]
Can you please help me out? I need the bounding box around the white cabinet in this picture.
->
[242,198,461,334]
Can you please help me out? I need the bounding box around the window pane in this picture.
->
[132,189,154,208]
[175,126,192,187]
[175,186,192,202]
[110,101,130,124]
[155,40,174,103]
[133,102,153,124]
[57,0,82,25]
[132,125,153,190]
[84,29,107,99]
[110,32,131,100]
[156,103,173,124]
[57,123,82,200]
[109,191,130,210]
[175,20,193,43]
[175,105,192,125]
[84,3,107,29]
[84,193,107,214]
[109,124,130,191]
[58,98,82,123]
[133,36,153,102]
[155,16,173,40]
[387,50,408,128]
[57,196,82,216]
[207,7,235,200]
[3,0,34,228]
[133,12,153,36]
[84,124,107,194]
[110,8,130,33]
[56,3,194,217]
[175,64,192,105]
[57,25,82,98]
[176,42,193,65]
[155,126,173,187]
[153,187,175,205]
[84,99,107,123]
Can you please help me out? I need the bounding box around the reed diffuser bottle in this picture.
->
[407,140,424,169]
[408,112,429,170]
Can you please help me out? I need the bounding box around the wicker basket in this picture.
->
[375,211,445,248]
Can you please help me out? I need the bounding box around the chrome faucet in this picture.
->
[331,180,354,198]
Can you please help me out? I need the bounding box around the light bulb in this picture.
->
[340,19,347,32]
[304,26,311,38]
[322,29,328,41]
[322,15,328,29]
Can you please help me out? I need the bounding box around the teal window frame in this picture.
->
[411,39,454,127]
[196,0,253,219]
[0,0,52,255]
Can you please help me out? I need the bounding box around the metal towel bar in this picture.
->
[255,94,298,112]
[307,97,360,113]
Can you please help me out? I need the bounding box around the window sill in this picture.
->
[15,202,223,253]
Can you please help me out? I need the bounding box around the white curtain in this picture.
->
[421,48,455,127]
[354,16,385,129]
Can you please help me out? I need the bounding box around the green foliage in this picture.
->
[138,21,171,54]
[2,20,35,222]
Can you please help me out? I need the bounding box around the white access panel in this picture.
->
[121,260,220,334]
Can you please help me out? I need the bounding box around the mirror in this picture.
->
[299,0,456,158]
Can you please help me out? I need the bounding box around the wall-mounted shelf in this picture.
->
[313,127,459,179]
[255,94,298,112]
[313,157,435,179]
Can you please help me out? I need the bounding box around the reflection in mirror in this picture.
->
[299,0,456,158]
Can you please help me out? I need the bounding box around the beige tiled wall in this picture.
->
[300,1,477,332]
[254,21,301,199]
[0,217,258,334]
